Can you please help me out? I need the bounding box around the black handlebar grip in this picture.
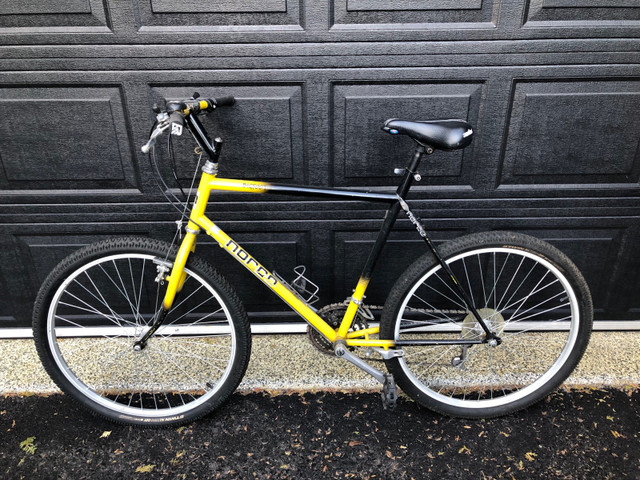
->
[214,96,235,107]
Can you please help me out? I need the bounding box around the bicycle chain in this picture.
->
[307,302,468,355]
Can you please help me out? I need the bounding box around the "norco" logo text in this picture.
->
[225,240,277,286]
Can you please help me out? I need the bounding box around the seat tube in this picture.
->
[361,144,425,278]
[337,144,426,338]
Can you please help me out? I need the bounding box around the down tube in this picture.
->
[197,216,338,342]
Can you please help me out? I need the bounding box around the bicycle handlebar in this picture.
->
[141,94,235,153]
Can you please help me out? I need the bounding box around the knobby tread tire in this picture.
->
[32,237,251,427]
[380,231,593,419]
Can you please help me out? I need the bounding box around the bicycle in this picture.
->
[32,93,593,426]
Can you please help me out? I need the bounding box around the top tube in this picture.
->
[207,178,398,203]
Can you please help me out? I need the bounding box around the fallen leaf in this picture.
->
[135,464,155,473]
[100,431,112,439]
[19,437,37,455]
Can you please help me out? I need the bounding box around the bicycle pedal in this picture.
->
[381,374,397,411]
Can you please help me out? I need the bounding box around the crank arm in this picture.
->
[335,341,387,384]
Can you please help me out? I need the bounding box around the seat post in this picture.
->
[396,143,428,199]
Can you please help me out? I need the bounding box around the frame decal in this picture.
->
[225,239,277,286]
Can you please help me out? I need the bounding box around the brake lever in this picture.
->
[141,121,170,153]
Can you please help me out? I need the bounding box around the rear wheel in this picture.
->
[380,231,592,418]
[33,237,251,426]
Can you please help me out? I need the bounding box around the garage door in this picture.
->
[1,1,639,329]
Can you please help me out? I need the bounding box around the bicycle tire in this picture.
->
[380,231,592,418]
[33,237,251,426]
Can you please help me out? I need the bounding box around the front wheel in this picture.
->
[33,237,251,426]
[380,231,593,418]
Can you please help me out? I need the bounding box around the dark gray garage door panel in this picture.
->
[500,80,640,189]
[0,0,639,329]
[0,87,137,193]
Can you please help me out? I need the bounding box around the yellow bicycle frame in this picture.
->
[162,169,395,349]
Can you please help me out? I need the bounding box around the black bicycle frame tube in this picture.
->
[253,146,426,285]
[260,184,397,203]
[186,114,218,160]
[358,145,426,283]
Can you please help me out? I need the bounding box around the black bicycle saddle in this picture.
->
[382,118,474,151]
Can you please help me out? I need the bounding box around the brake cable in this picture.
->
[167,132,187,199]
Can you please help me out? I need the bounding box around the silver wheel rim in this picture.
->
[47,253,237,418]
[394,247,580,410]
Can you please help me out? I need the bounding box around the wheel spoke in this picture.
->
[80,272,133,326]
[58,294,137,329]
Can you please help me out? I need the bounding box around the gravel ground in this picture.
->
[1,388,639,479]
[2,332,640,394]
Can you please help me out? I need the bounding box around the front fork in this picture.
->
[134,227,198,350]
[135,159,214,351]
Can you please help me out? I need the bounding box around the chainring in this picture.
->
[307,302,371,355]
